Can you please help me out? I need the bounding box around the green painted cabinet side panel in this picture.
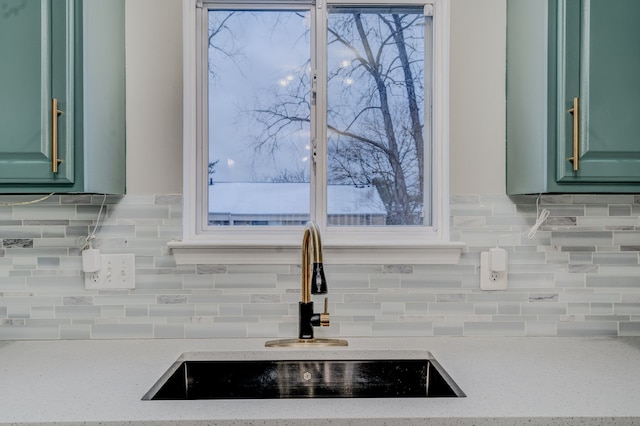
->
[506,0,553,195]
[0,0,73,185]
[82,0,126,194]
[505,0,545,194]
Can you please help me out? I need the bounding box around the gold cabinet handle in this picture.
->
[51,98,63,173]
[568,97,579,171]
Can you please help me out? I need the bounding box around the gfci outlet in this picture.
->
[480,251,508,291]
[85,254,135,290]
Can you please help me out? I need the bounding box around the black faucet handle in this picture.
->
[311,263,327,294]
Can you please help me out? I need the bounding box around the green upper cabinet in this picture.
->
[507,0,640,194]
[0,0,125,194]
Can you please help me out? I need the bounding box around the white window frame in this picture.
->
[170,0,464,264]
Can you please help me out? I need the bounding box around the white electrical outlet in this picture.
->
[480,251,508,290]
[84,254,135,290]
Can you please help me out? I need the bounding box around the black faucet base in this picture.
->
[298,301,317,340]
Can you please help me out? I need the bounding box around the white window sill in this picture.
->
[167,241,466,265]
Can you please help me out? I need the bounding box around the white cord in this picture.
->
[0,193,55,206]
[2,192,109,251]
[495,194,550,244]
[527,208,550,239]
[80,194,108,251]
[526,194,550,239]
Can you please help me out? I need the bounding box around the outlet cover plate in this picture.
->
[85,254,135,290]
[480,252,507,290]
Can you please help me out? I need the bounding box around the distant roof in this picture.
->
[208,182,387,215]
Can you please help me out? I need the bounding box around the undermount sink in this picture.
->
[142,351,465,400]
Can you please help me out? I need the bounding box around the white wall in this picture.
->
[124,0,506,196]
[125,0,183,194]
[450,0,506,195]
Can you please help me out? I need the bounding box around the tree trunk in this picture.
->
[391,14,424,200]
[354,13,411,224]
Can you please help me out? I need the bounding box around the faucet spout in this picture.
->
[299,221,329,339]
[265,222,347,347]
[302,221,327,301]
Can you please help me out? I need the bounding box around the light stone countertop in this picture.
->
[1,336,640,425]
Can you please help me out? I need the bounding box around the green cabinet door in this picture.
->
[0,0,74,185]
[507,0,640,194]
[557,0,640,184]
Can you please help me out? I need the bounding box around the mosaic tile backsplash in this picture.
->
[1,193,639,340]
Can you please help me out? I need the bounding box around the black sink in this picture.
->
[143,354,465,400]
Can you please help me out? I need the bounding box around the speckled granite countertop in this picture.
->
[1,337,639,425]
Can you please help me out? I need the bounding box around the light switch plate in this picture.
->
[85,254,135,289]
[480,251,508,290]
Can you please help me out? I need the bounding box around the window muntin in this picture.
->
[187,0,450,248]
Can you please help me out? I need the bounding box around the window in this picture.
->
[174,0,462,264]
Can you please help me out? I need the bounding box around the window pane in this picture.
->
[326,7,431,226]
[207,10,311,226]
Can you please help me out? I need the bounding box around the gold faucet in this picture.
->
[265,222,348,347]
